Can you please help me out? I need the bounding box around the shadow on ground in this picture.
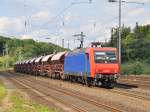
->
[116,83,138,89]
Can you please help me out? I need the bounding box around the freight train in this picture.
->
[14,47,120,88]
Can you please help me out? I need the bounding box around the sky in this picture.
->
[0,0,150,49]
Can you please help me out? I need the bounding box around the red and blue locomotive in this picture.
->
[64,47,120,88]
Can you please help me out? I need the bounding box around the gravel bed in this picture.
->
[31,76,150,112]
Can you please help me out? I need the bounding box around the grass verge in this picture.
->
[0,82,7,103]
[9,91,57,112]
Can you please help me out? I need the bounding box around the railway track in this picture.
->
[120,76,150,88]
[118,79,150,89]
[7,72,124,112]
[29,76,150,102]
[25,74,150,102]
[110,89,150,101]
[10,71,150,101]
[120,76,150,81]
[90,84,150,102]
[7,71,150,112]
[11,71,150,99]
[121,78,150,83]
[8,76,88,112]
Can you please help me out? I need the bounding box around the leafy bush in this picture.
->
[0,36,67,69]
[122,61,144,75]
[145,57,150,64]
[130,62,143,75]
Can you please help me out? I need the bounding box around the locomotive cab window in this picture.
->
[94,51,117,63]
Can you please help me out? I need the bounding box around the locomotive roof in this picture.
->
[67,49,85,55]
[41,54,53,62]
[92,47,117,51]
[51,51,66,61]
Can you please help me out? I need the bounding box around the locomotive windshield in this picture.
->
[94,51,117,63]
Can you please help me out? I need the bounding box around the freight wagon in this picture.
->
[34,56,44,75]
[41,54,53,76]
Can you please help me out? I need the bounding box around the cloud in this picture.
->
[56,19,113,49]
[0,0,149,49]
[127,0,147,3]
[0,17,11,32]
[0,16,24,35]
[127,8,145,17]
[29,0,57,7]
[9,0,57,8]
[30,11,54,27]
[32,11,52,22]
[21,34,33,39]
[143,20,150,25]
[63,12,79,25]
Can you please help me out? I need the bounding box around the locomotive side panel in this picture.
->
[64,52,90,76]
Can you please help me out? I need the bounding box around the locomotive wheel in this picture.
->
[86,78,92,87]
[101,80,106,87]
[106,82,115,89]
[70,76,74,82]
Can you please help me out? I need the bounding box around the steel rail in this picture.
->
[9,76,88,112]
[11,73,124,112]
[111,89,150,101]
[118,79,150,89]
[10,71,150,101]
